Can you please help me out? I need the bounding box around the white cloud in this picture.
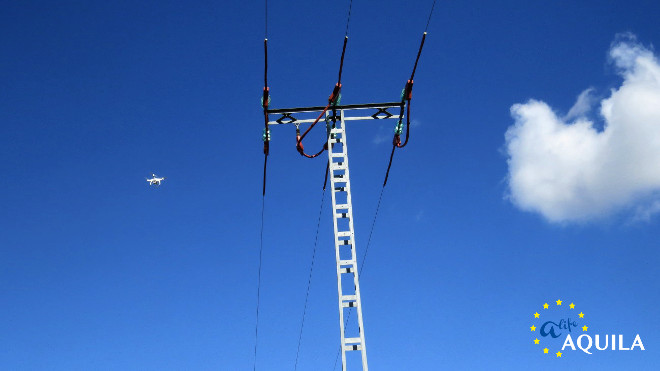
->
[504,34,660,223]
[564,87,596,120]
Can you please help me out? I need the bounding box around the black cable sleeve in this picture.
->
[383,145,396,187]
[338,36,348,84]
[262,155,268,195]
[410,32,426,81]
[323,162,330,190]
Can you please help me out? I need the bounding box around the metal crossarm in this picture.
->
[267,102,403,126]
[267,103,402,371]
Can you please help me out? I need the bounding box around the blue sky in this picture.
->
[2,1,660,370]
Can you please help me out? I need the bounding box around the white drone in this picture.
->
[146,173,166,186]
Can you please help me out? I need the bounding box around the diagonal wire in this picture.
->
[359,185,385,274]
[332,185,385,370]
[425,0,438,32]
[294,188,327,370]
[254,195,266,371]
[344,0,353,37]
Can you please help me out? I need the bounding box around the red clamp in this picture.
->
[262,87,270,108]
[296,127,304,155]
[404,80,414,100]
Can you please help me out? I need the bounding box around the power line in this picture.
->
[383,0,436,186]
[294,188,327,370]
[425,0,438,32]
[344,0,353,37]
[253,196,266,371]
[359,186,384,273]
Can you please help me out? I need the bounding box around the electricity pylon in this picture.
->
[268,102,404,370]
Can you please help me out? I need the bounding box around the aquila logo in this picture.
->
[529,299,645,358]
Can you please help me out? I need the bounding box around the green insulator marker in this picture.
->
[331,93,342,106]
[394,122,403,135]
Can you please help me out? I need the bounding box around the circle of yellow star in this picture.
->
[569,303,575,309]
[534,338,540,344]
[534,312,540,318]
[579,312,584,318]
[530,325,536,331]
[582,325,588,331]
[543,348,549,354]
[556,299,562,306]
[556,351,562,357]
[543,303,549,309]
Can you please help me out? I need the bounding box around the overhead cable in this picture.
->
[294,189,327,370]
[253,196,266,371]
